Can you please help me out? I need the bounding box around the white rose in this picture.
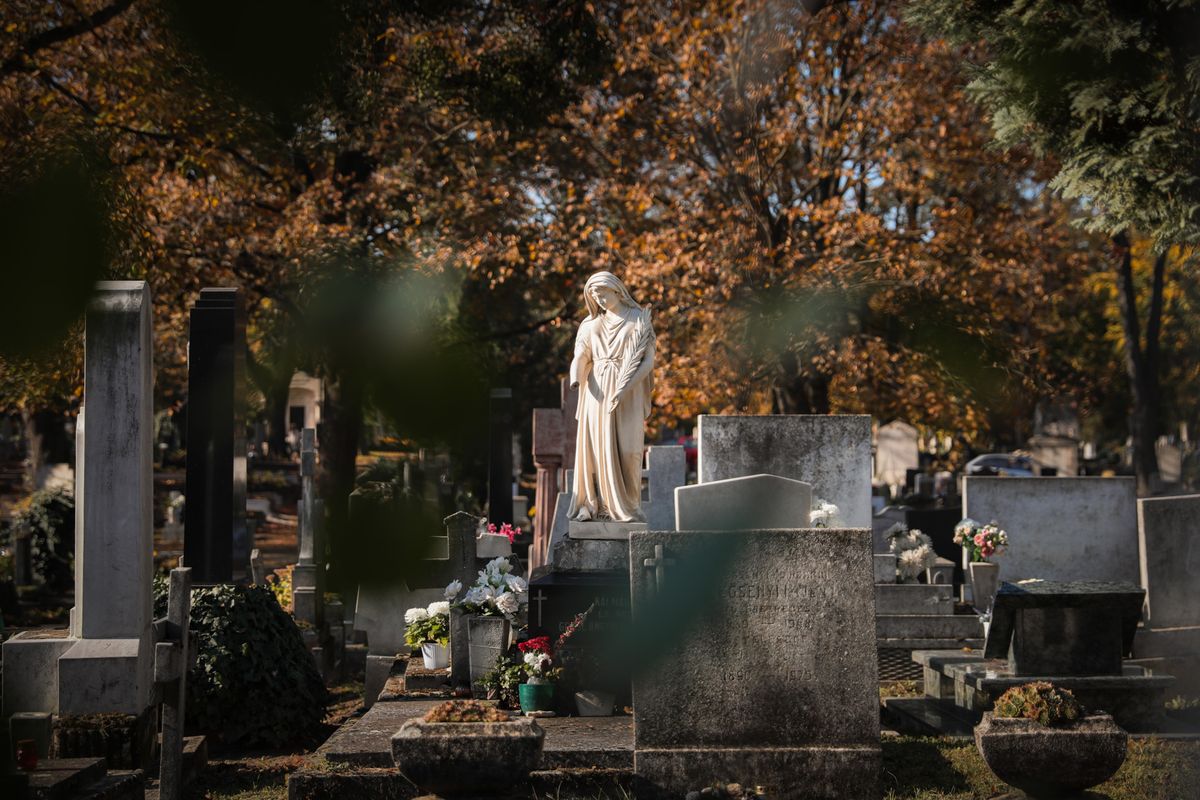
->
[494,591,519,615]
[426,601,450,618]
[486,556,512,575]
[444,580,462,601]
[523,651,541,667]
[504,574,528,594]
[464,587,489,606]
[404,607,429,624]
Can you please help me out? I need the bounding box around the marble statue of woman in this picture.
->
[567,272,656,523]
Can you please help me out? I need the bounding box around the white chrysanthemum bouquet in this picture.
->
[404,601,450,647]
[887,525,937,581]
[445,556,528,620]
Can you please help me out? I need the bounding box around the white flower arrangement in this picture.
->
[447,555,528,620]
[404,607,430,625]
[887,525,937,581]
[404,601,450,647]
[810,497,842,528]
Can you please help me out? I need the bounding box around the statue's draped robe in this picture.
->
[568,306,655,522]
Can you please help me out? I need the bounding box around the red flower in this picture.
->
[518,636,552,654]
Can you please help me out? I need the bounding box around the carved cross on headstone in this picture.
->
[153,566,193,800]
[532,589,548,627]
[643,544,675,595]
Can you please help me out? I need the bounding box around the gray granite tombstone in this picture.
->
[487,389,514,528]
[630,475,879,798]
[984,581,1145,676]
[183,287,247,584]
[1137,494,1200,629]
[697,414,872,527]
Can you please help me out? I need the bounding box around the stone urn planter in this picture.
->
[468,616,511,698]
[421,642,449,670]
[975,712,1128,798]
[391,717,544,794]
[968,561,1000,614]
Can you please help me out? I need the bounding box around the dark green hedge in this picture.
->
[154,581,328,747]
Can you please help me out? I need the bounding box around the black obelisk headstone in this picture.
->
[487,388,514,527]
[184,287,247,584]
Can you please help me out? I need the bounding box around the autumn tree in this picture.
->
[908,0,1200,491]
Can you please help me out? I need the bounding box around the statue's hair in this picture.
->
[583,271,641,318]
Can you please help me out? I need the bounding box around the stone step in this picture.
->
[530,767,636,798]
[24,757,107,800]
[78,771,145,800]
[882,697,977,739]
[875,583,954,615]
[402,655,451,693]
[875,614,983,640]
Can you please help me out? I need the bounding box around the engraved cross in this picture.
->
[643,544,675,594]
[532,589,548,627]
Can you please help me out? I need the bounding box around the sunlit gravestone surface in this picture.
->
[631,475,880,799]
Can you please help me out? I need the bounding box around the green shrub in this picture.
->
[153,581,328,747]
[993,681,1083,727]
[9,487,74,589]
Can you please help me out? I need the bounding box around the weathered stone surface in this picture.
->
[391,718,544,793]
[568,520,648,540]
[875,583,954,615]
[674,474,812,531]
[1137,494,1200,628]
[642,445,687,532]
[1,631,74,715]
[875,614,982,640]
[547,536,627,572]
[630,528,879,799]
[697,415,872,528]
[975,713,1127,796]
[983,580,1145,676]
[874,553,897,584]
[963,477,1138,585]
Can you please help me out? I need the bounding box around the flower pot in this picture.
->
[574,690,615,717]
[519,681,555,713]
[475,533,513,558]
[468,616,511,698]
[968,561,1000,614]
[391,718,544,793]
[421,641,449,670]
[975,712,1128,798]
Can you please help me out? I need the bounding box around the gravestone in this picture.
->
[1137,494,1200,629]
[642,445,687,532]
[354,512,482,705]
[1155,439,1183,485]
[875,420,919,490]
[292,429,321,627]
[984,580,1144,676]
[675,474,812,530]
[3,282,156,734]
[183,287,247,584]
[963,477,1138,586]
[487,389,514,528]
[697,414,872,528]
[531,380,579,568]
[630,477,879,798]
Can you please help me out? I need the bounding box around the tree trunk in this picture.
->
[317,369,364,587]
[265,374,291,458]
[772,351,831,414]
[1113,234,1166,495]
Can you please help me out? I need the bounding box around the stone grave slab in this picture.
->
[1137,494,1200,628]
[963,477,1138,585]
[697,414,872,527]
[674,473,812,531]
[630,528,880,799]
[983,580,1145,676]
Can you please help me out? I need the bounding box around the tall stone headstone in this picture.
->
[697,414,872,528]
[488,389,514,527]
[184,287,247,584]
[630,477,879,798]
[292,429,321,627]
[642,445,687,532]
[3,282,156,724]
[531,381,579,569]
[963,477,1138,585]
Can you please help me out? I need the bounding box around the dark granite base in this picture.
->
[634,745,881,800]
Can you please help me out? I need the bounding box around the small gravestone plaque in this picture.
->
[630,527,880,798]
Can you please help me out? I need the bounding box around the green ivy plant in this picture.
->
[153,580,328,746]
[8,487,74,589]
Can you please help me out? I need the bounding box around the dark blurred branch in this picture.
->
[473,306,568,342]
[1,0,139,76]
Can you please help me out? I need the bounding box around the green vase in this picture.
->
[518,681,555,713]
